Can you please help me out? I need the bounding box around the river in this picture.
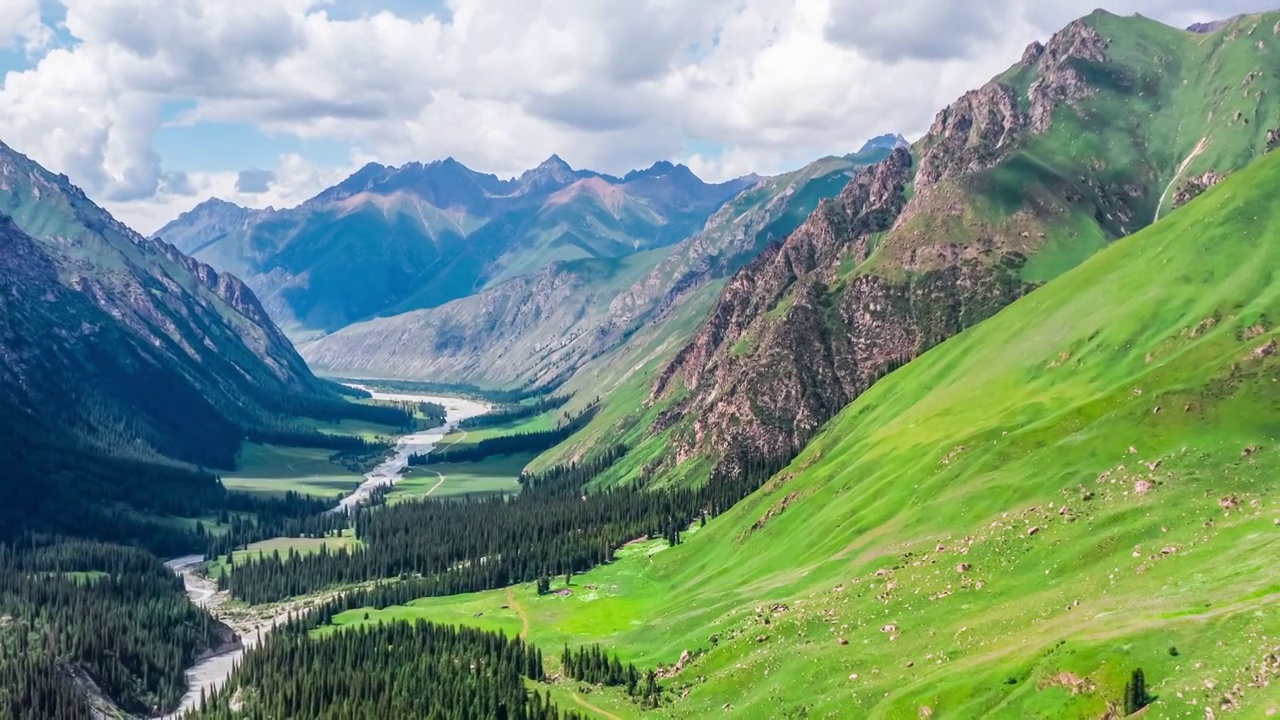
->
[155,387,489,718]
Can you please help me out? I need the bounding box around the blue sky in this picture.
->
[0,0,1261,233]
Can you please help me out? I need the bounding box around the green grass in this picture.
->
[387,454,531,503]
[297,416,403,442]
[440,411,564,454]
[206,531,359,578]
[220,442,362,498]
[316,150,1280,717]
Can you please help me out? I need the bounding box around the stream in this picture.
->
[155,387,490,718]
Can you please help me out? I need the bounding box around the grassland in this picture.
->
[314,149,1280,717]
[219,443,363,498]
[206,530,360,577]
[387,453,530,503]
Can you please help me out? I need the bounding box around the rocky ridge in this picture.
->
[642,10,1280,481]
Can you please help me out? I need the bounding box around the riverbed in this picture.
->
[335,386,490,510]
[157,387,489,718]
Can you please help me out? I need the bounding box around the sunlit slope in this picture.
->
[394,147,1280,719]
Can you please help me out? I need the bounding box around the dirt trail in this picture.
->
[506,588,530,639]
[1154,136,1208,222]
[571,693,623,720]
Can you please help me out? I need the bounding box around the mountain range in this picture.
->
[154,155,758,339]
[299,142,898,385]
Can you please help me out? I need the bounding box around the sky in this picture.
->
[0,0,1270,234]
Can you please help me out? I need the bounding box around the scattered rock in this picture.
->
[1134,479,1155,495]
[1244,324,1268,341]
[1128,446,1139,455]
[881,624,898,634]
[1161,546,1179,555]
[848,673,859,681]
[1027,526,1041,537]
[838,637,849,646]
[1041,671,1096,695]
[906,661,915,668]
[755,634,769,643]
[1251,339,1277,360]
[1142,460,1162,472]
[956,563,972,573]
[1243,445,1261,458]
[1220,495,1240,511]
[919,706,934,720]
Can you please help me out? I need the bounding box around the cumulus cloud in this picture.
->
[159,170,196,197]
[0,0,49,50]
[826,0,1271,62]
[235,168,277,193]
[0,0,1271,233]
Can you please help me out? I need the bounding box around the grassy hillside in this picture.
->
[326,142,1280,717]
[619,10,1280,504]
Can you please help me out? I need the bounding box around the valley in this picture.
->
[2,7,1280,720]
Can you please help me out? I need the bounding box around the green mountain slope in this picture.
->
[631,10,1280,488]
[0,140,361,542]
[155,157,754,338]
[301,147,892,386]
[395,137,1280,719]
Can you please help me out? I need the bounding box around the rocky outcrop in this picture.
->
[916,83,1026,187]
[1026,19,1110,134]
[1172,170,1224,210]
[650,147,1031,472]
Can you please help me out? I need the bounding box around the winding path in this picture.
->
[571,693,623,720]
[506,588,530,640]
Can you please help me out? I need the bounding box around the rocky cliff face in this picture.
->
[645,9,1280,481]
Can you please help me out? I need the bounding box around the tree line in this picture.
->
[561,644,661,708]
[215,438,793,604]
[187,616,583,720]
[409,404,600,466]
[331,377,567,405]
[459,394,571,430]
[0,540,223,719]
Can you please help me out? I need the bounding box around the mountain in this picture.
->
[300,145,896,385]
[859,132,909,151]
[153,156,756,337]
[630,9,1280,484]
[510,139,1280,719]
[159,197,259,255]
[0,139,351,539]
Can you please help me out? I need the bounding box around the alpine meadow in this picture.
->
[1,3,1278,720]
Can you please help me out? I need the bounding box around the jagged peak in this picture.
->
[859,133,910,153]
[622,160,700,184]
[536,153,572,171]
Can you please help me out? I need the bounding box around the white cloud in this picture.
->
[0,0,1271,233]
[0,0,49,51]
